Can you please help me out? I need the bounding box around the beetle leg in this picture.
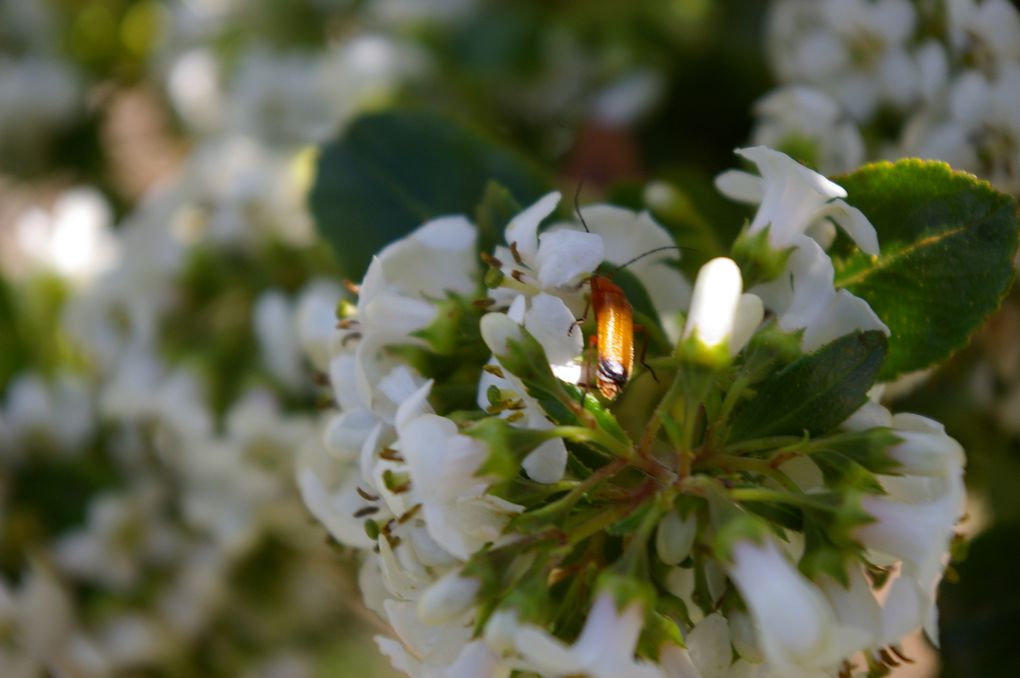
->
[576,334,600,407]
[633,324,658,383]
[569,299,591,336]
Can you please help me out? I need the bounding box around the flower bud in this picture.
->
[729,293,764,357]
[417,571,480,626]
[886,413,964,477]
[655,510,697,566]
[683,257,744,351]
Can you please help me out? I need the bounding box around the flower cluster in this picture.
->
[760,0,1020,192]
[306,147,965,677]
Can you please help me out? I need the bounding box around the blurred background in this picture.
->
[1,0,1017,676]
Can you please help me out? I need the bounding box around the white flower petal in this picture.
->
[714,171,763,204]
[505,192,561,263]
[523,293,584,365]
[535,230,604,288]
[522,438,567,484]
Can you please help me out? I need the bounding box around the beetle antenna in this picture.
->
[614,245,690,271]
[574,180,591,233]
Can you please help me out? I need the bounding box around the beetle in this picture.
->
[573,192,684,400]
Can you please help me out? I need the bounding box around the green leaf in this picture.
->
[310,109,548,280]
[728,331,887,442]
[833,160,1020,380]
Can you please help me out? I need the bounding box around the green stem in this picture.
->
[716,374,750,428]
[720,435,804,456]
[520,459,627,526]
[727,487,821,509]
[551,425,632,459]
[700,454,800,492]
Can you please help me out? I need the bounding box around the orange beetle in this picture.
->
[574,192,682,400]
[588,274,634,399]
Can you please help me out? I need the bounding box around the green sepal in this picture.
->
[596,571,657,613]
[412,293,486,356]
[390,295,490,414]
[732,224,796,287]
[727,331,887,443]
[811,451,885,494]
[806,428,902,475]
[638,611,685,661]
[464,417,556,480]
[796,491,873,584]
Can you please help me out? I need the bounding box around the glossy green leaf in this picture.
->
[310,109,548,280]
[728,331,887,442]
[834,160,1019,380]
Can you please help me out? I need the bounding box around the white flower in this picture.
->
[295,279,343,371]
[766,0,921,121]
[752,236,889,351]
[296,432,375,550]
[254,290,305,390]
[491,592,661,678]
[377,637,509,678]
[568,203,692,339]
[399,382,523,560]
[477,296,575,484]
[11,187,117,284]
[751,85,865,175]
[717,148,887,350]
[901,64,1020,194]
[726,538,870,673]
[417,572,481,625]
[948,0,1020,66]
[166,48,224,134]
[716,146,879,255]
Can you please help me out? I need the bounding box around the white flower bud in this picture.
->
[483,609,520,653]
[684,257,744,350]
[687,613,732,677]
[655,510,697,566]
[479,311,525,356]
[417,571,481,626]
[728,610,762,662]
[886,413,964,477]
[729,293,764,357]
